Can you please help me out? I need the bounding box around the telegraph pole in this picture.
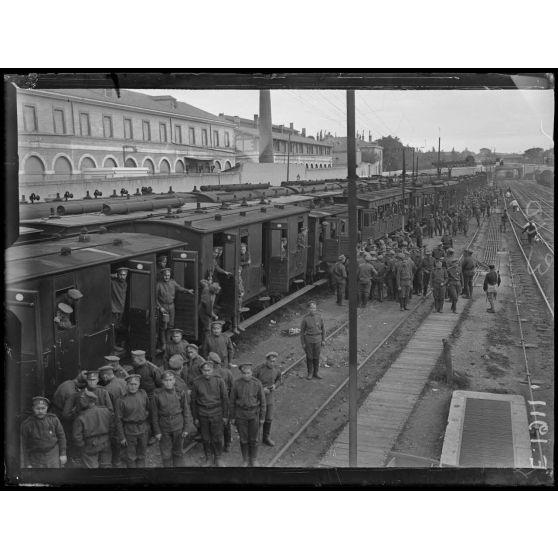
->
[401,147,406,231]
[346,90,358,467]
[437,133,441,177]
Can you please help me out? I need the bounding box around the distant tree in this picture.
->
[464,155,476,164]
[524,147,544,161]
[479,148,493,157]
[375,135,404,171]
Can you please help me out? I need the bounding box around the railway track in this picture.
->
[181,219,487,466]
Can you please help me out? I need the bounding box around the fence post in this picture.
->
[442,338,453,385]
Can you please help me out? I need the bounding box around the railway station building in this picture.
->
[219,113,334,169]
[323,134,384,176]
[16,88,237,184]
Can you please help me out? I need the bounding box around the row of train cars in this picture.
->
[7,173,487,413]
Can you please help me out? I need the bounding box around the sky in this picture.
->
[138,88,554,154]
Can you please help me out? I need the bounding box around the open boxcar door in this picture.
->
[219,231,238,322]
[6,289,45,408]
[265,221,290,294]
[170,249,198,341]
[126,259,156,359]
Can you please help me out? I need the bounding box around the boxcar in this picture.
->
[5,231,190,409]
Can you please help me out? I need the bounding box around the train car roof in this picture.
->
[194,187,288,203]
[309,204,349,218]
[354,187,410,201]
[20,202,220,233]
[177,204,308,232]
[6,232,186,284]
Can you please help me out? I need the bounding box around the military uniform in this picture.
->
[52,375,86,457]
[104,356,129,380]
[63,385,113,422]
[332,258,347,305]
[163,338,189,367]
[430,266,448,312]
[395,255,413,310]
[156,277,191,331]
[384,253,397,300]
[230,375,266,466]
[115,388,149,468]
[133,360,162,399]
[212,361,233,451]
[151,385,189,467]
[72,397,115,468]
[300,311,325,379]
[372,258,386,302]
[201,333,234,368]
[483,268,501,312]
[446,260,463,313]
[461,253,476,298]
[21,412,66,468]
[253,356,281,446]
[184,353,207,390]
[190,374,229,465]
[356,259,376,308]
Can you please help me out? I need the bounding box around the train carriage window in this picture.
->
[55,287,78,326]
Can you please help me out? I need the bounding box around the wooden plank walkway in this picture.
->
[320,311,461,467]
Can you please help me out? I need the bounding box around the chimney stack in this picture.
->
[253,114,259,127]
[258,91,274,163]
[369,131,372,142]
[302,128,306,137]
[289,122,294,130]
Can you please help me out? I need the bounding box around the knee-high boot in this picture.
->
[250,444,260,467]
[263,421,275,446]
[240,443,250,467]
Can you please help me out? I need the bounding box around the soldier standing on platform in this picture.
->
[72,390,115,468]
[483,264,501,313]
[395,253,412,311]
[131,350,162,400]
[184,344,206,390]
[63,369,113,424]
[332,255,347,306]
[461,248,476,298]
[167,355,189,394]
[430,260,448,313]
[446,257,463,313]
[207,352,233,452]
[190,361,229,466]
[201,320,234,368]
[230,363,266,467]
[384,250,397,301]
[151,371,190,467]
[421,248,434,297]
[356,254,376,308]
[300,301,326,380]
[156,268,194,354]
[115,375,149,468]
[253,351,281,447]
[198,282,220,344]
[21,396,67,468]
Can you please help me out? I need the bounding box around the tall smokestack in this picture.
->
[258,91,274,163]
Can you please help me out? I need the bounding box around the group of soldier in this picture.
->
[21,320,282,469]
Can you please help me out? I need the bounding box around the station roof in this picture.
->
[6,232,186,284]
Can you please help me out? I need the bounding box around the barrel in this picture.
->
[102,197,187,215]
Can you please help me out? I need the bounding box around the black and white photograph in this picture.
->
[3,71,555,489]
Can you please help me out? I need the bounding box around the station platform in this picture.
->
[320,310,461,467]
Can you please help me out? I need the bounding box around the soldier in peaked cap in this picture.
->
[104,355,129,380]
[201,320,234,368]
[332,255,348,306]
[99,365,126,466]
[230,363,266,467]
[62,369,113,424]
[461,248,476,298]
[131,349,162,399]
[163,328,189,367]
[20,396,67,468]
[72,389,115,468]
[190,360,229,466]
[253,352,281,447]
[167,354,188,394]
[115,374,149,468]
[446,257,463,314]
[207,352,233,452]
[54,302,74,330]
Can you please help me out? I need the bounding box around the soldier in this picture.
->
[167,355,189,394]
[441,232,453,251]
[253,351,281,447]
[156,268,194,354]
[199,282,220,344]
[483,264,501,313]
[60,288,83,316]
[110,267,128,335]
[373,254,386,302]
[300,301,326,380]
[384,250,397,301]
[184,344,206,390]
[190,361,229,466]
[461,249,476,299]
[500,209,509,232]
[63,369,113,424]
[332,255,347,306]
[412,222,423,248]
[151,371,190,467]
[395,252,412,311]
[115,375,149,468]
[522,220,538,245]
[163,328,189,367]
[210,246,233,284]
[410,249,422,296]
[201,321,234,368]
[430,260,448,313]
[103,355,129,380]
[230,363,266,467]
[130,349,162,400]
[53,302,73,330]
[446,257,463,313]
[434,213,443,237]
[432,242,445,261]
[207,352,233,452]
[21,396,67,468]
[421,248,435,297]
[356,254,376,308]
[72,390,115,468]
[426,214,435,239]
